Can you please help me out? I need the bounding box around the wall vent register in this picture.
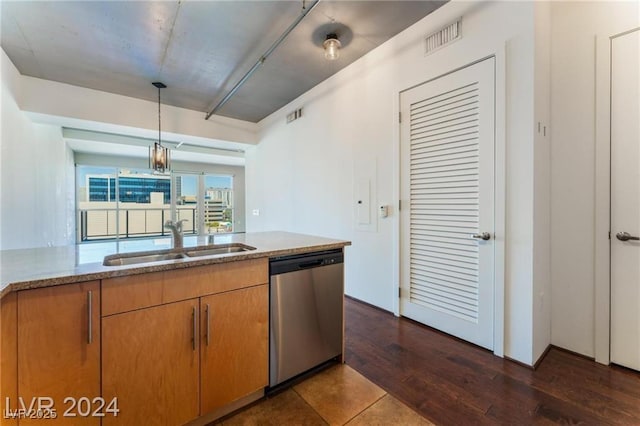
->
[425,19,461,55]
[286,108,303,123]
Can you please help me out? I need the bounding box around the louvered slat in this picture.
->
[411,103,479,125]
[410,267,478,290]
[410,275,477,299]
[412,256,478,276]
[412,146,478,161]
[412,135,478,149]
[410,83,478,111]
[409,81,480,323]
[410,251,478,270]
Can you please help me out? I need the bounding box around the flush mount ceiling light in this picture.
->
[149,82,170,173]
[312,23,352,62]
[323,33,341,60]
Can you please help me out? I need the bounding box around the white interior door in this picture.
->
[400,58,495,350]
[611,28,640,371]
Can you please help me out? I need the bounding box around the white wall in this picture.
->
[1,50,75,249]
[247,1,544,364]
[550,2,640,358]
[533,0,552,364]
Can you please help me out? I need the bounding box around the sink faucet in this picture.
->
[165,219,188,249]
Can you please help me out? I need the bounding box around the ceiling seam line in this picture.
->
[158,0,183,78]
[204,0,321,120]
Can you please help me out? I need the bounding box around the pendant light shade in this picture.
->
[150,82,170,173]
[323,33,341,61]
[150,142,169,173]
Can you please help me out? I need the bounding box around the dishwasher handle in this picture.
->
[299,259,323,269]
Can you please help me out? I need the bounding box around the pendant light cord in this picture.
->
[158,86,162,146]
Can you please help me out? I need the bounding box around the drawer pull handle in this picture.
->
[206,304,211,346]
[87,291,93,344]
[192,306,197,351]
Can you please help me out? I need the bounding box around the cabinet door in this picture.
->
[1,292,17,426]
[200,284,268,414]
[17,281,100,425]
[102,299,199,426]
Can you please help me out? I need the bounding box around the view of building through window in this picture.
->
[76,166,234,242]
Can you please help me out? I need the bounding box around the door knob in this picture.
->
[616,231,640,242]
[471,232,491,241]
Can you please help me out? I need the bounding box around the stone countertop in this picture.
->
[0,231,351,298]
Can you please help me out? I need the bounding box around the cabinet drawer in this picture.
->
[102,258,268,316]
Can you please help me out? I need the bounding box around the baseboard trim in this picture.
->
[550,344,596,362]
[533,344,553,370]
[504,355,534,370]
[504,345,552,370]
[345,294,394,315]
[507,345,595,371]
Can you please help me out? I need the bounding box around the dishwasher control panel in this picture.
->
[269,249,343,275]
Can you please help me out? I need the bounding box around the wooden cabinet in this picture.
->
[101,258,269,424]
[0,257,269,425]
[200,284,268,413]
[101,258,268,316]
[102,299,200,426]
[1,292,18,426]
[16,281,100,425]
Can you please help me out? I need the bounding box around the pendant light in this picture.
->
[323,33,341,60]
[149,82,170,173]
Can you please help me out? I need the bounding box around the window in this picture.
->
[204,175,234,234]
[88,177,116,201]
[172,173,234,236]
[76,166,234,242]
[118,175,170,204]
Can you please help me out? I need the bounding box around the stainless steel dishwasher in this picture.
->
[269,249,344,387]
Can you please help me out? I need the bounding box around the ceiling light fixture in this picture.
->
[323,33,341,60]
[149,82,170,173]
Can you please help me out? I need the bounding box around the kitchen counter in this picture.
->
[0,231,351,298]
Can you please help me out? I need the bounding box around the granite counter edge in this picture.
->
[0,241,351,300]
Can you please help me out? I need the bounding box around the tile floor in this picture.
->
[220,364,433,425]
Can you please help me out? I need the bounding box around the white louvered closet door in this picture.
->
[400,58,495,350]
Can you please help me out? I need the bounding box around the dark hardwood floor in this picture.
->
[344,297,640,425]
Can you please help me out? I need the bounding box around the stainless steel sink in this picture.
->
[102,243,256,266]
[103,250,187,266]
[184,243,256,257]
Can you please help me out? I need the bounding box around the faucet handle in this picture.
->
[175,219,188,232]
[164,219,188,227]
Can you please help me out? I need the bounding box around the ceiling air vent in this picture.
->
[286,108,303,124]
[425,19,461,55]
